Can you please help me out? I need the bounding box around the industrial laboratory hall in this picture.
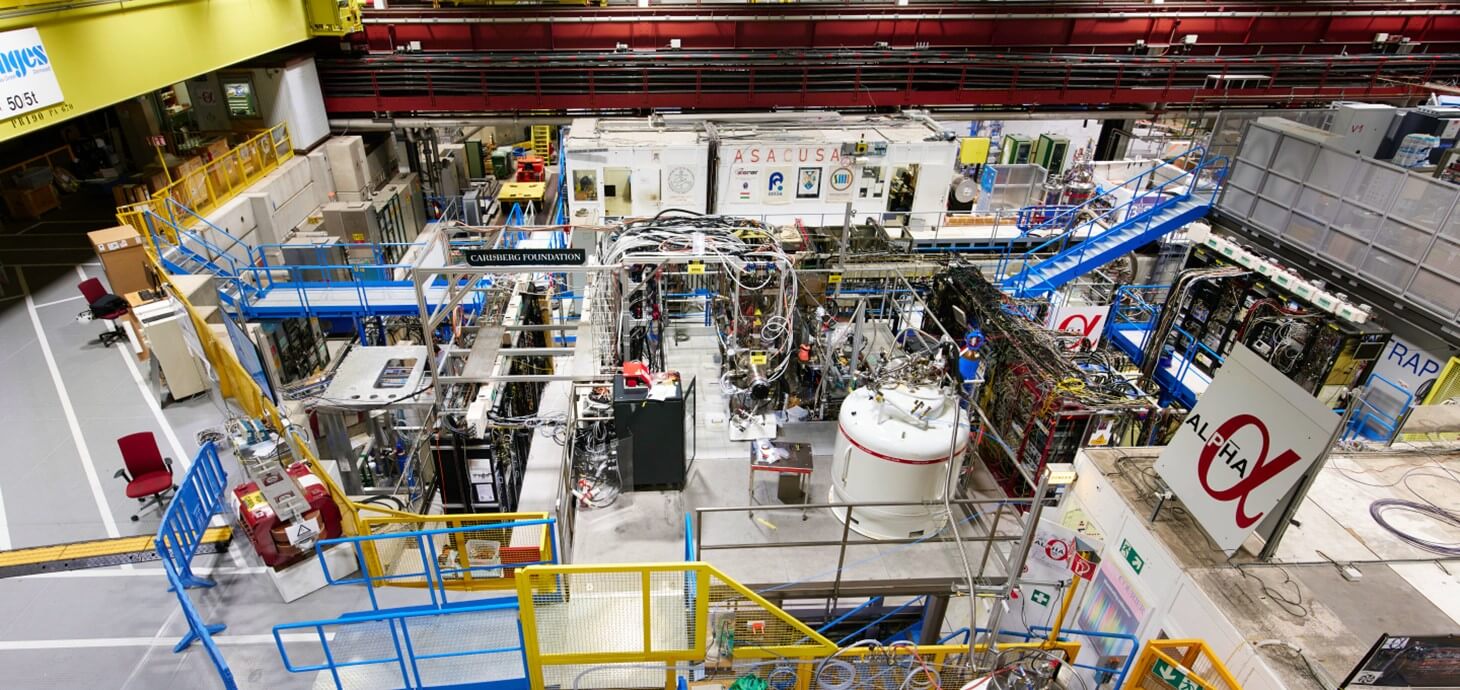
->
[1,1,1459,689]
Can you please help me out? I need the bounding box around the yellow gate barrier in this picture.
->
[515,561,1081,690]
[1130,639,1242,690]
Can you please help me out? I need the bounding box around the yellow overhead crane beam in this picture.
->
[0,0,359,143]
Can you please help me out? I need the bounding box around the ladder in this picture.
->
[531,125,552,161]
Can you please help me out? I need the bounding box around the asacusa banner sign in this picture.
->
[0,28,63,121]
[1155,345,1340,554]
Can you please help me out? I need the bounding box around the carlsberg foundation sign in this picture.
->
[0,28,63,121]
[1154,345,1339,554]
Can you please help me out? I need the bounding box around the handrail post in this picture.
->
[824,504,854,621]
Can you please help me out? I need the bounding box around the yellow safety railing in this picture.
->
[514,561,1081,690]
[1129,639,1242,690]
[138,247,417,536]
[516,561,833,690]
[356,512,555,591]
[116,123,293,243]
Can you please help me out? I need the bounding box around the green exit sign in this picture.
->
[1154,658,1200,690]
[1119,539,1145,574]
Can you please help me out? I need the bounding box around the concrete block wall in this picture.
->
[197,156,330,267]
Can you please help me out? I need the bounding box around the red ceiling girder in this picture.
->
[318,50,1449,114]
[361,11,1460,54]
[324,85,1424,114]
[330,4,1460,114]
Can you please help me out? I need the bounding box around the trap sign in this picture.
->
[1155,346,1339,554]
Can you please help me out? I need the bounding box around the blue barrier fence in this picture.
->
[155,441,236,688]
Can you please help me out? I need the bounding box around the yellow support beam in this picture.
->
[1,0,311,142]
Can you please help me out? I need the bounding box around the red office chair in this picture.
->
[78,278,129,347]
[113,432,176,522]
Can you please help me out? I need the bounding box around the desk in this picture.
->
[122,290,166,360]
[749,441,813,518]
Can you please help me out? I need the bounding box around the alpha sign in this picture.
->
[0,28,63,121]
[1155,346,1340,553]
[1047,303,1108,351]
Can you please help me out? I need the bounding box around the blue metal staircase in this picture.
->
[144,201,261,308]
[136,198,465,321]
[1001,149,1227,298]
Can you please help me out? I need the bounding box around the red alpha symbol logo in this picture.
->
[1058,313,1103,350]
[1195,414,1303,529]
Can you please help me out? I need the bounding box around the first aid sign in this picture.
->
[0,28,63,121]
[1155,346,1339,554]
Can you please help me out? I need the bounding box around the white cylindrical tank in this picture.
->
[830,383,971,540]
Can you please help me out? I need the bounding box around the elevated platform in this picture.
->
[245,283,454,319]
[907,222,1101,252]
[1109,326,1212,407]
[1070,447,1460,690]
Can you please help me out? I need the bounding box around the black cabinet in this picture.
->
[613,375,692,491]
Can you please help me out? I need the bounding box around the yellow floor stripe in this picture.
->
[0,527,231,569]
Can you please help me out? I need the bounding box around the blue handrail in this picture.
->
[315,517,559,612]
[158,197,259,261]
[1001,148,1226,295]
[941,625,1137,689]
[997,147,1205,279]
[835,596,927,644]
[683,512,695,562]
[1016,204,1080,234]
[1028,625,1138,689]
[273,598,527,689]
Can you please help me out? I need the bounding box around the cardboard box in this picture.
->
[88,225,151,294]
[3,184,58,219]
[88,225,144,253]
[203,137,231,162]
[113,183,151,207]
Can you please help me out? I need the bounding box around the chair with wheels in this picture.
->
[78,277,129,347]
[113,432,176,522]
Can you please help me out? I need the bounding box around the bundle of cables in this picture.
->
[1369,483,1460,558]
[607,210,801,391]
[1337,454,1460,557]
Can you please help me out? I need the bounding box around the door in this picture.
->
[603,167,632,217]
[631,168,662,216]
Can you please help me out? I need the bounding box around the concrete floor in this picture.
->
[0,196,374,690]
[1085,448,1460,690]
[568,323,1024,632]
